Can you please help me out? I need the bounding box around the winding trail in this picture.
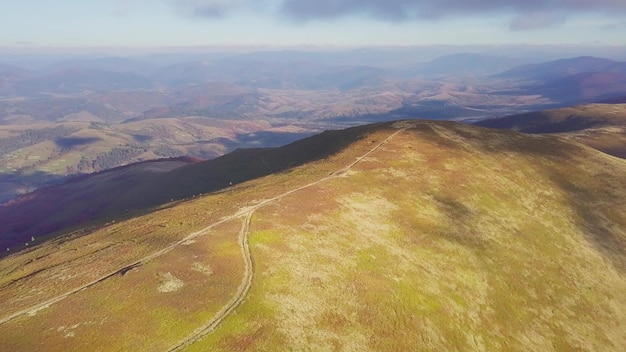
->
[0,209,252,325]
[0,127,405,347]
[167,127,405,350]
[168,211,254,352]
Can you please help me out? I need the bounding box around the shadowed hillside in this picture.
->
[499,56,626,81]
[0,119,625,351]
[0,122,382,251]
[498,57,626,103]
[533,72,626,103]
[475,103,626,158]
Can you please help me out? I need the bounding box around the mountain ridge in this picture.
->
[474,103,626,158]
[0,118,624,351]
[0,122,385,251]
[499,56,626,80]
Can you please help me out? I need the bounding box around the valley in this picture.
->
[3,51,625,202]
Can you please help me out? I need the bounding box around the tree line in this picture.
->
[0,126,76,156]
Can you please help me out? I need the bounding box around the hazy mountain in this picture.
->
[1,119,624,351]
[533,71,626,103]
[3,51,626,208]
[494,57,626,104]
[151,61,231,86]
[306,65,387,90]
[39,57,161,76]
[152,58,387,90]
[409,53,529,77]
[0,64,33,96]
[499,56,626,81]
[134,82,260,119]
[0,64,31,78]
[14,68,154,96]
[600,96,626,104]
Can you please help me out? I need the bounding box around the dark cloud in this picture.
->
[169,0,251,18]
[279,0,626,21]
[169,0,626,29]
[280,0,491,20]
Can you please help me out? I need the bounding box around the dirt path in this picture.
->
[0,127,404,340]
[0,210,247,325]
[168,211,254,351]
[167,127,405,350]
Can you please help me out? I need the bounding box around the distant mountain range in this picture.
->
[533,71,626,103]
[499,56,626,80]
[2,52,626,208]
[408,53,530,77]
[495,56,626,105]
[2,53,625,97]
[14,68,154,95]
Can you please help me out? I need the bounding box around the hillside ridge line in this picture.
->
[0,126,405,331]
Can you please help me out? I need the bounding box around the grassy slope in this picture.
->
[193,121,626,351]
[0,120,625,351]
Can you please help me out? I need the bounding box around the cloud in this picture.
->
[278,0,626,21]
[510,12,568,31]
[113,0,131,17]
[168,0,253,18]
[168,0,626,28]
[280,0,480,20]
[601,20,626,30]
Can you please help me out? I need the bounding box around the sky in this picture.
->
[1,0,626,49]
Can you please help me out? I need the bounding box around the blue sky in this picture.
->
[1,0,626,48]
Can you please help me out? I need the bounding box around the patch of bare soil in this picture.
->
[158,272,184,293]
